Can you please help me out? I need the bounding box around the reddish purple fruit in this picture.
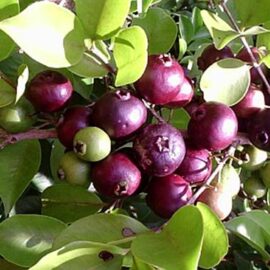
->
[165,77,194,108]
[188,102,238,151]
[133,123,186,177]
[236,47,267,83]
[197,44,234,71]
[176,147,212,184]
[26,70,73,112]
[91,152,141,198]
[92,90,147,139]
[232,84,265,118]
[134,54,185,105]
[57,106,92,148]
[248,109,270,151]
[146,174,192,219]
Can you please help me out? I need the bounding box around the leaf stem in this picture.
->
[0,70,16,90]
[0,128,57,149]
[220,1,270,93]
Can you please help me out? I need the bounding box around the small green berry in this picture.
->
[57,151,91,187]
[73,126,111,162]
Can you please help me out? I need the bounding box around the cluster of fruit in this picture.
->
[0,44,269,221]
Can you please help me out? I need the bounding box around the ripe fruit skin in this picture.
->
[91,152,141,198]
[26,70,73,112]
[134,54,185,105]
[165,77,194,108]
[236,47,267,83]
[188,102,238,151]
[133,123,186,177]
[57,106,92,149]
[57,152,90,187]
[176,147,212,184]
[243,177,266,199]
[73,127,111,162]
[92,90,147,139]
[241,145,267,171]
[197,44,234,71]
[232,84,265,118]
[197,187,232,220]
[146,174,192,219]
[248,109,270,151]
[0,98,35,133]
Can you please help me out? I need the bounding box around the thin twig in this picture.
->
[187,145,236,205]
[0,70,16,89]
[220,1,270,93]
[142,100,166,123]
[0,128,57,149]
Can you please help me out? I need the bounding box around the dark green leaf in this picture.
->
[0,2,85,68]
[30,241,125,270]
[114,26,148,86]
[0,259,25,270]
[42,184,104,223]
[53,213,148,249]
[0,215,67,267]
[0,78,16,108]
[179,15,194,44]
[226,210,270,260]
[50,139,65,182]
[75,0,131,40]
[131,205,204,270]
[200,58,250,106]
[133,8,177,54]
[0,0,19,61]
[0,140,41,214]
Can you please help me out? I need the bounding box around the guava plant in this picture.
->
[1,0,270,269]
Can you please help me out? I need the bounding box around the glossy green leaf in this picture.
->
[0,0,19,61]
[192,6,204,33]
[197,203,229,269]
[69,41,110,78]
[16,64,29,103]
[235,0,270,27]
[114,26,148,86]
[30,241,125,270]
[42,184,104,223]
[159,108,190,130]
[226,210,270,260]
[53,213,148,249]
[133,8,177,55]
[0,2,85,68]
[0,78,16,108]
[179,15,194,44]
[201,10,238,49]
[0,215,67,267]
[200,58,250,106]
[0,259,25,270]
[131,205,204,270]
[0,140,41,214]
[75,0,131,40]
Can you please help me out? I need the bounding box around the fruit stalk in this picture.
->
[220,1,270,93]
[0,128,57,149]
